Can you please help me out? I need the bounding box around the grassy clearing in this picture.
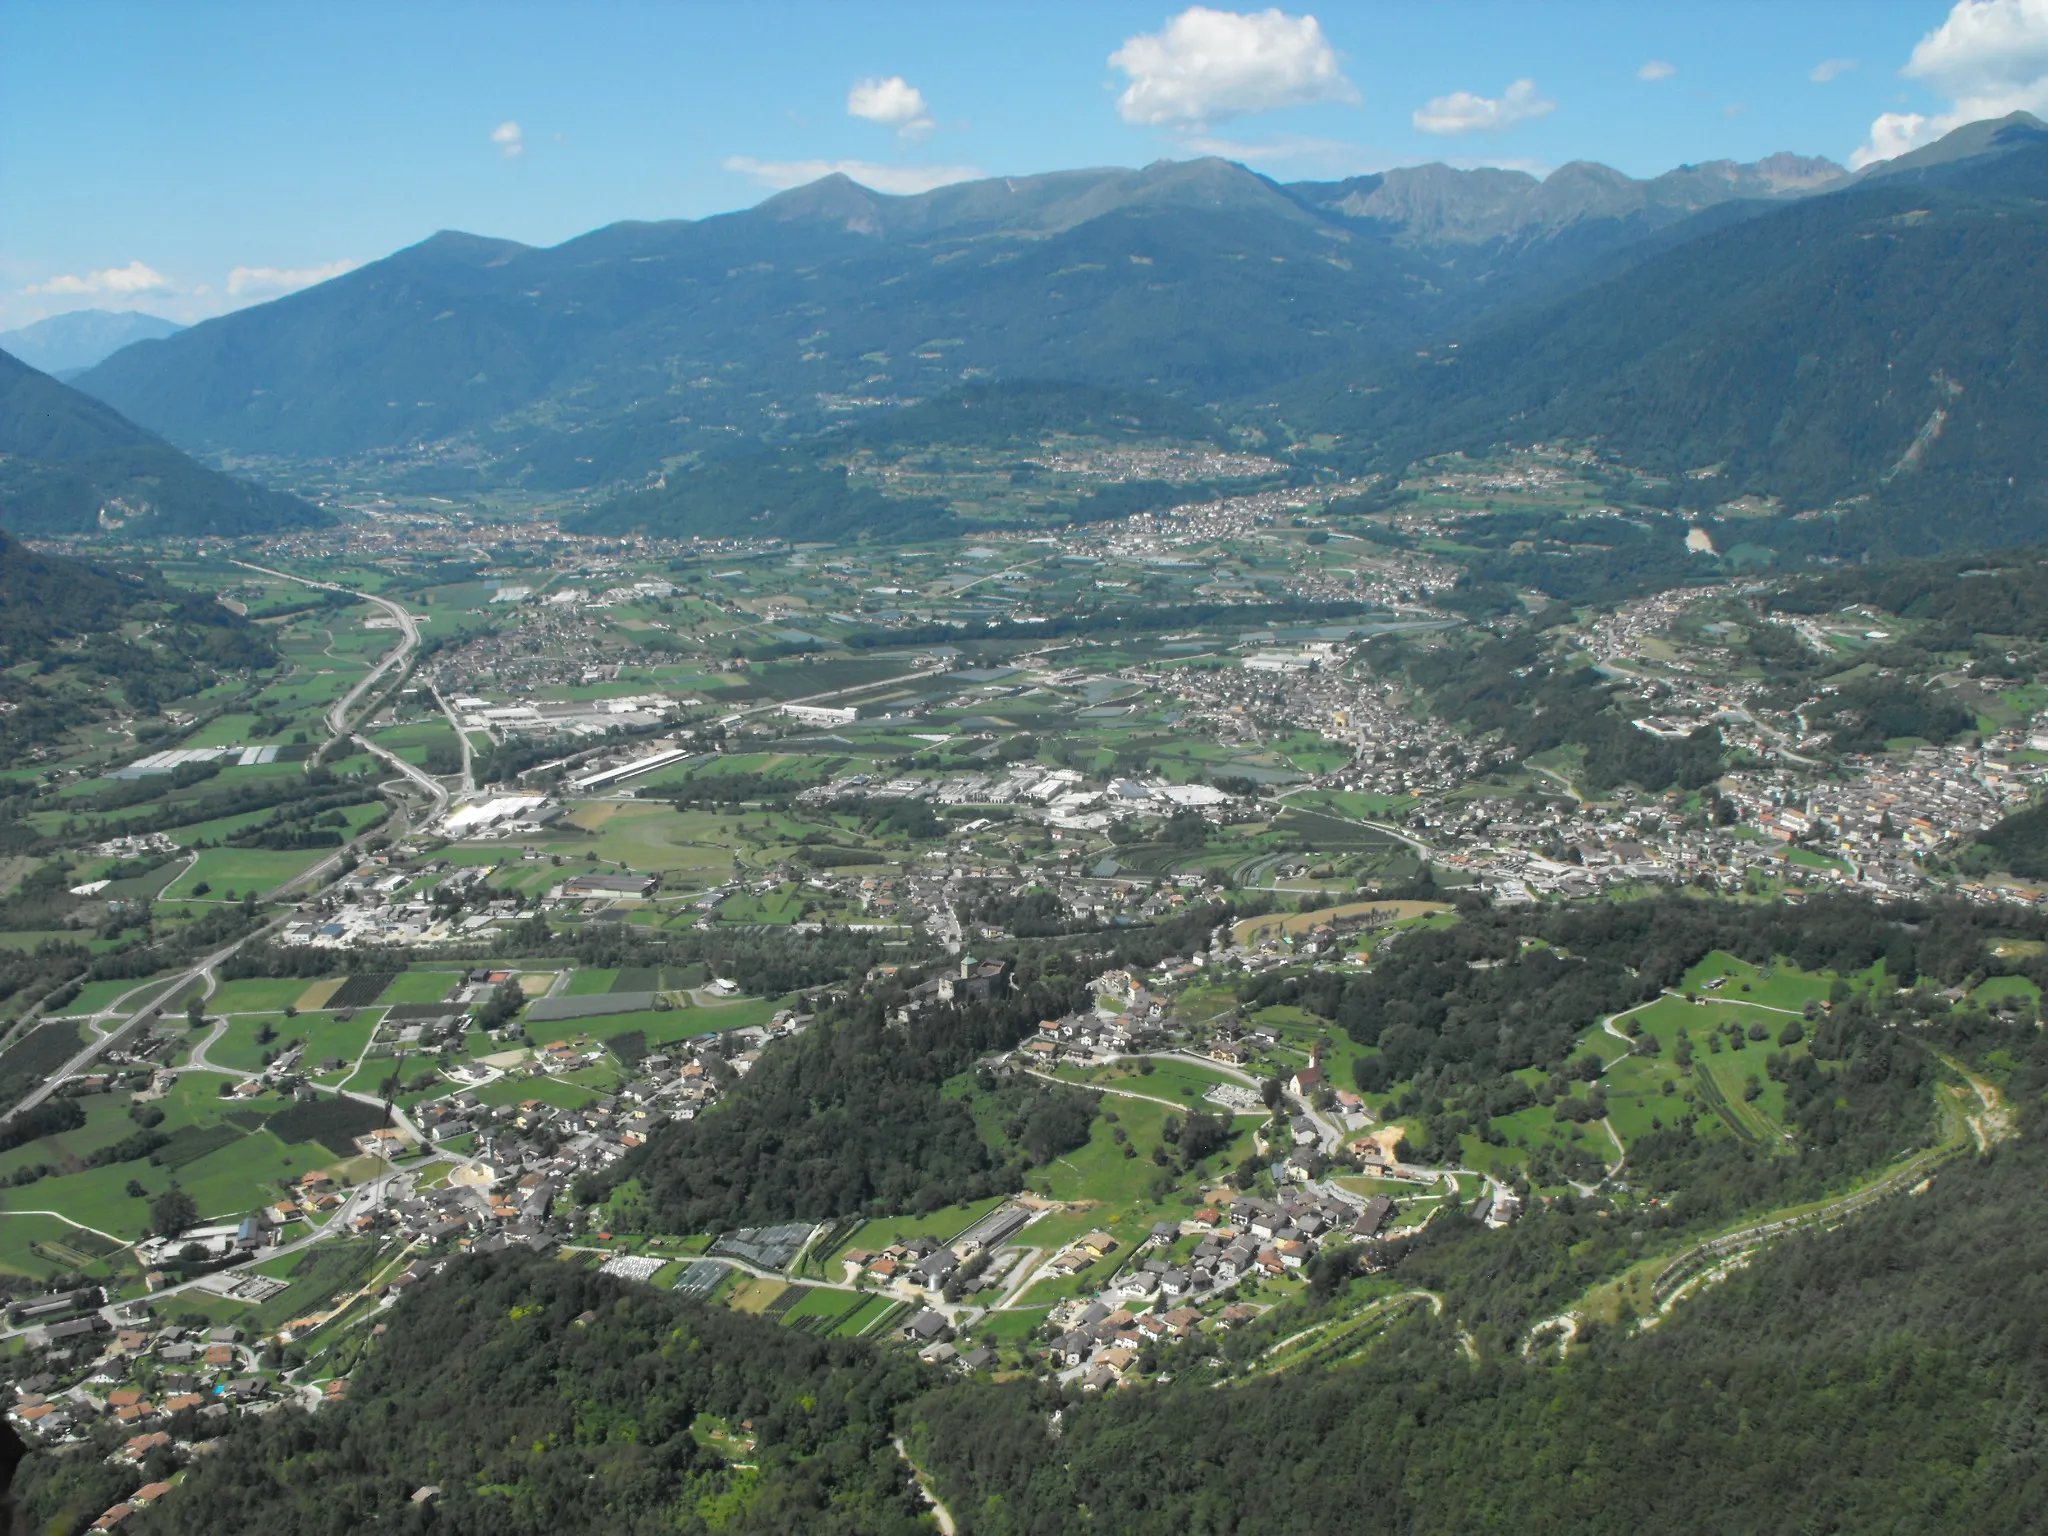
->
[210,977,324,1013]
[1973,974,2040,1006]
[681,995,788,1032]
[206,1013,366,1074]
[474,1074,608,1111]
[727,1277,786,1314]
[47,978,170,1018]
[383,971,466,1004]
[1679,951,1834,1012]
[824,1293,903,1338]
[0,1075,312,1239]
[1052,1058,1261,1113]
[163,848,331,900]
[0,1212,129,1280]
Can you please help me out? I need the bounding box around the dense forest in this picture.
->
[1802,672,1976,752]
[108,1252,940,1536]
[1976,803,2048,880]
[1241,893,2039,1197]
[1377,505,1718,610]
[565,457,956,543]
[849,598,1397,653]
[1771,547,2048,642]
[607,903,1229,1231]
[1327,894,2032,1074]
[832,379,1226,454]
[608,974,1100,1230]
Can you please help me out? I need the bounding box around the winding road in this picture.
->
[232,559,447,820]
[229,561,422,745]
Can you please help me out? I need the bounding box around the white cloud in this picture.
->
[7,255,356,328]
[226,260,359,298]
[1851,0,2048,166]
[1810,57,1857,83]
[1109,7,1357,127]
[491,120,525,158]
[1638,60,1676,82]
[1413,79,1556,136]
[1857,111,1934,166]
[847,76,933,140]
[26,259,172,297]
[723,156,983,196]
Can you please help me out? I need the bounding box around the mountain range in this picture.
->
[68,144,1844,480]
[1289,112,2048,556]
[62,113,2048,555]
[0,347,326,537]
[0,308,184,378]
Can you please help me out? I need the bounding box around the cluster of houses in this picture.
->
[6,1316,268,1493]
[841,1238,956,1291]
[382,1022,801,1254]
[1036,1192,1403,1386]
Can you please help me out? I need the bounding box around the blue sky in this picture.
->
[3,0,2041,328]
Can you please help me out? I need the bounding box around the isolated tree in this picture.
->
[150,1185,198,1238]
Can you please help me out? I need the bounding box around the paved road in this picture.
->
[0,918,289,1125]
[1526,763,1585,805]
[183,1017,230,1072]
[233,560,444,819]
[430,683,477,792]
[353,732,450,818]
[230,559,426,747]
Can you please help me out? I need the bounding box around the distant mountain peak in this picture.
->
[755,173,888,234]
[743,156,1312,243]
[409,230,533,267]
[1286,149,1842,246]
[1753,152,1849,190]
[0,308,184,376]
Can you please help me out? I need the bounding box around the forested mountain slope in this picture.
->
[67,165,1440,475]
[0,532,277,754]
[1292,116,2048,557]
[0,348,325,536]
